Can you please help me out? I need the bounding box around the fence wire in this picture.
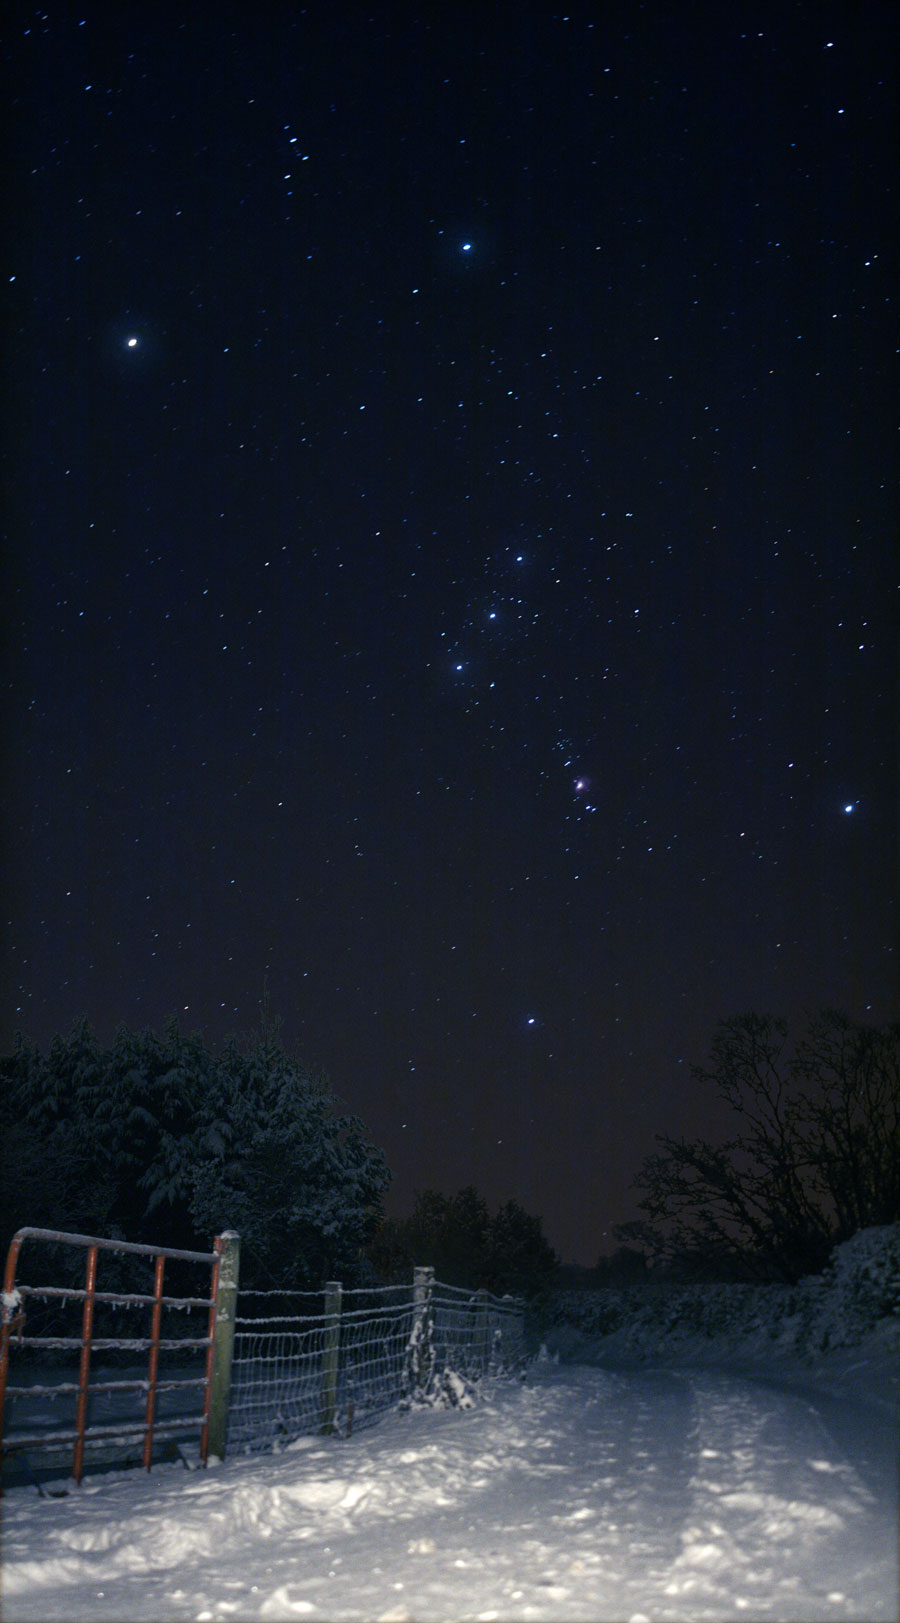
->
[228,1285,413,1450]
[431,1280,526,1381]
[228,1277,524,1453]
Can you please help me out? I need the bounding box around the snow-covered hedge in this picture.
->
[821,1222,900,1332]
[540,1224,900,1365]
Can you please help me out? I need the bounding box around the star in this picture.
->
[126,336,138,349]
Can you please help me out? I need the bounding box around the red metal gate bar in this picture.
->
[143,1252,165,1470]
[10,1287,215,1308]
[4,1415,208,1451]
[72,1244,98,1485]
[9,1337,211,1351]
[0,1230,30,1461]
[1,1227,221,1488]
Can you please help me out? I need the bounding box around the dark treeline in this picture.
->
[368,1186,560,1297]
[3,1006,896,1295]
[0,1016,558,1297]
[615,1009,900,1283]
[0,1015,389,1290]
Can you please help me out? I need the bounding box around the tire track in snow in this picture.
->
[2,1367,895,1621]
[654,1371,898,1621]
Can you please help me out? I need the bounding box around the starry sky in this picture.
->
[2,2,896,1265]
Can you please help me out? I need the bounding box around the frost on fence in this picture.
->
[227,1291,323,1452]
[227,1275,525,1454]
[227,1285,414,1452]
[430,1281,525,1384]
[339,1293,416,1429]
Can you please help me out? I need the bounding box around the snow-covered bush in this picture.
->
[538,1224,900,1365]
[813,1224,900,1343]
[436,1368,478,1409]
[1,1016,391,1289]
[401,1365,479,1411]
[544,1289,626,1337]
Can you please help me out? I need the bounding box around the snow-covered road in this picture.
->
[1,1363,897,1622]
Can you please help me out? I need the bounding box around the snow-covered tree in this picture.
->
[0,1017,390,1287]
[616,1010,900,1282]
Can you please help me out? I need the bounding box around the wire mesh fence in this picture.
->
[431,1279,526,1381]
[227,1284,415,1451]
[2,1229,528,1478]
[227,1273,525,1454]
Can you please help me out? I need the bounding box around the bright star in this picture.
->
[843,802,856,814]
[461,242,472,253]
[126,336,138,348]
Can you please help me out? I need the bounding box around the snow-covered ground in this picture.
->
[2,1227,898,1622]
[539,1222,900,1415]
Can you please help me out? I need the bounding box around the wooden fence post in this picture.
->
[407,1265,435,1399]
[413,1265,434,1395]
[501,1293,525,1370]
[207,1231,240,1461]
[320,1281,342,1434]
[475,1287,490,1372]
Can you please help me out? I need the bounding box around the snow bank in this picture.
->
[539,1225,900,1414]
[3,1363,897,1621]
[1,1228,897,1621]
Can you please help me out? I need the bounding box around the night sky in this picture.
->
[3,3,896,1265]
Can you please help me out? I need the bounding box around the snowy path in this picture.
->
[1,1364,896,1622]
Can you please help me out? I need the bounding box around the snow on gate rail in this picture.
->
[0,1231,526,1477]
[0,1226,226,1487]
[226,1270,525,1453]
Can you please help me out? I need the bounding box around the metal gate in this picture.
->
[0,1227,226,1487]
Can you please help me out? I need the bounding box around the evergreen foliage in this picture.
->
[368,1185,559,1295]
[0,1016,391,1288]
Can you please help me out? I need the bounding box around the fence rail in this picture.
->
[1,1227,525,1482]
[0,1227,231,1488]
[228,1281,417,1450]
[227,1266,525,1453]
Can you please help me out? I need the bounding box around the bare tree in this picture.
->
[615,1010,900,1282]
